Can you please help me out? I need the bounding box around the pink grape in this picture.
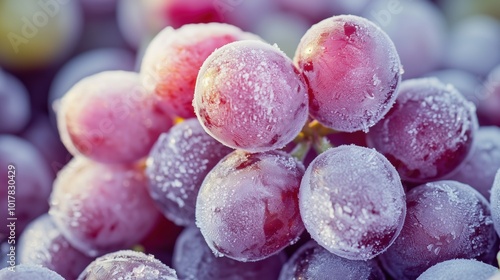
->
[299,145,406,260]
[379,180,497,279]
[77,250,178,280]
[279,240,386,280]
[294,14,402,132]
[196,150,305,262]
[173,226,285,279]
[447,126,500,199]
[417,259,497,280]
[367,78,478,183]
[57,71,172,164]
[18,214,93,279]
[49,157,160,257]
[194,40,309,152]
[146,118,233,226]
[141,23,261,118]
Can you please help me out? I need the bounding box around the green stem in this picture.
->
[291,140,312,162]
[313,136,333,154]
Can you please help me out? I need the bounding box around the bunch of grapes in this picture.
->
[3,3,500,280]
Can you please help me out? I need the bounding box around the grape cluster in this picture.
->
[2,1,500,279]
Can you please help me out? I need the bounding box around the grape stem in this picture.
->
[291,140,312,162]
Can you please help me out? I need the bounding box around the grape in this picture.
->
[194,40,309,152]
[57,71,172,164]
[18,214,93,279]
[366,78,478,183]
[364,0,447,78]
[224,0,280,32]
[489,169,500,236]
[196,150,305,262]
[0,71,31,133]
[49,157,160,257]
[146,118,233,226]
[0,135,53,236]
[443,15,500,77]
[417,259,497,280]
[174,226,285,279]
[446,126,500,199]
[279,240,385,280]
[0,264,64,280]
[299,145,406,260]
[141,23,261,119]
[117,0,148,49]
[77,250,178,280]
[379,181,497,280]
[294,14,402,132]
[478,65,500,126]
[49,48,136,123]
[425,69,484,107]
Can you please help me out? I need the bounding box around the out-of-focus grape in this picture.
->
[49,157,160,257]
[478,65,500,126]
[0,71,31,133]
[18,214,93,279]
[116,0,148,49]
[294,14,402,132]
[299,145,406,260]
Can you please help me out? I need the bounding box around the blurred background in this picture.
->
[0,0,500,245]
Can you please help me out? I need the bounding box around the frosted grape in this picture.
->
[196,150,305,262]
[0,265,64,280]
[49,157,160,257]
[18,214,93,279]
[58,71,172,164]
[489,169,500,236]
[146,118,233,226]
[140,23,261,118]
[194,40,309,153]
[299,145,406,260]
[278,240,386,280]
[367,78,478,183]
[417,259,497,280]
[173,226,285,280]
[77,250,178,280]
[294,14,402,132]
[379,181,497,280]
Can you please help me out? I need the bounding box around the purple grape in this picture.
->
[193,40,309,153]
[379,181,497,279]
[18,214,93,279]
[146,118,233,226]
[49,157,160,257]
[196,150,305,262]
[425,69,484,106]
[0,265,64,280]
[417,259,497,280]
[446,126,500,199]
[173,226,285,280]
[478,65,500,126]
[77,250,178,280]
[279,240,386,280]
[57,71,172,164]
[366,78,478,183]
[299,145,406,260]
[489,169,500,236]
[0,71,30,133]
[294,14,402,132]
[0,135,53,236]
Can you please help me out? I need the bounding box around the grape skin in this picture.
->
[417,259,497,280]
[299,145,406,260]
[196,150,305,262]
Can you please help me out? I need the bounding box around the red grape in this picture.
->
[367,78,478,183]
[379,180,497,279]
[294,14,402,132]
[49,157,160,257]
[194,40,309,152]
[196,150,305,261]
[140,23,261,118]
[299,145,406,260]
[58,71,172,164]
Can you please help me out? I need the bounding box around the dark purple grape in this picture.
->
[367,78,478,183]
[279,240,385,280]
[77,250,178,280]
[417,259,497,280]
[379,180,497,280]
[18,214,93,279]
[196,150,305,262]
[174,226,285,280]
[299,145,406,260]
[146,118,233,226]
